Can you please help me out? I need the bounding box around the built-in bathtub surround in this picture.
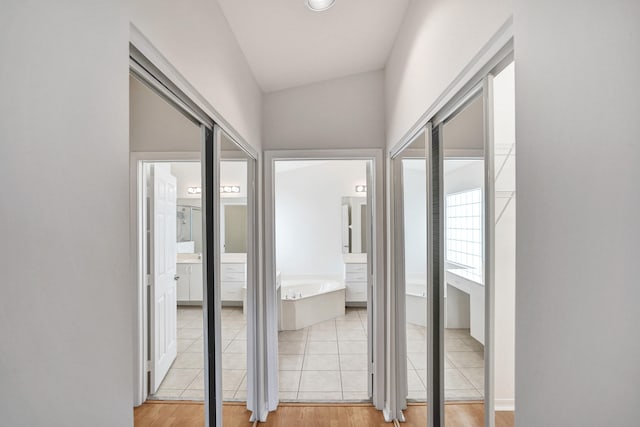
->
[280,277,345,330]
[406,274,427,327]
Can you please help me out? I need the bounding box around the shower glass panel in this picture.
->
[442,95,486,425]
[177,205,202,250]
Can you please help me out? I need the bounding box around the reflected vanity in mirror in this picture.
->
[177,204,202,253]
[341,196,367,254]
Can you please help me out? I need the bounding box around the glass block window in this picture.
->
[446,188,483,270]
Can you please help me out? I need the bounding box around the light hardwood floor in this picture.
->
[134,401,514,426]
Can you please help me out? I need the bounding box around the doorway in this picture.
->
[264,150,385,413]
[274,159,370,402]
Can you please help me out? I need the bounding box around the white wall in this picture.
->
[444,160,484,195]
[514,1,640,425]
[263,70,385,149]
[220,160,248,199]
[275,161,367,276]
[402,160,427,276]
[2,1,263,425]
[131,0,263,149]
[0,1,132,426]
[385,0,511,147]
[443,96,484,151]
[170,162,201,199]
[130,76,202,152]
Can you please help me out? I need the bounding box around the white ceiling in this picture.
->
[217,0,410,92]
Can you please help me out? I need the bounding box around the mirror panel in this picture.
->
[442,95,486,426]
[342,196,367,254]
[218,130,250,403]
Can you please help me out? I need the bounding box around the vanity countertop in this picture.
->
[177,253,202,264]
[343,253,367,264]
[221,253,247,263]
[178,253,247,264]
[447,268,484,286]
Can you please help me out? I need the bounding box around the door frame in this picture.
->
[263,149,385,414]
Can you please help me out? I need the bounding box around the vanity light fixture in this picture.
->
[187,187,201,194]
[220,185,241,194]
[355,185,367,193]
[306,0,335,12]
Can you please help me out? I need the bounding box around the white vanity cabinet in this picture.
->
[469,282,485,344]
[446,269,485,345]
[220,262,246,303]
[176,264,190,301]
[176,262,203,304]
[344,262,367,303]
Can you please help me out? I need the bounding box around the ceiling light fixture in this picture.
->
[306,0,335,12]
[220,185,241,194]
[187,187,201,194]
[355,185,367,193]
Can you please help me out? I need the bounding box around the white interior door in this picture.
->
[150,163,178,393]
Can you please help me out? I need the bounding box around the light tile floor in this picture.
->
[151,306,483,403]
[278,307,370,402]
[406,323,485,401]
[152,306,248,401]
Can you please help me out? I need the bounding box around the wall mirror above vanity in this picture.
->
[341,196,367,254]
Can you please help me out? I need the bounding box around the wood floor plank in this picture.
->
[134,401,514,427]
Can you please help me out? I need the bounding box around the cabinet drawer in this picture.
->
[220,271,246,282]
[346,282,367,302]
[345,263,367,281]
[346,271,367,282]
[345,263,367,274]
[221,281,243,301]
[221,263,246,274]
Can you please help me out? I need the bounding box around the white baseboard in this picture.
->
[494,398,515,412]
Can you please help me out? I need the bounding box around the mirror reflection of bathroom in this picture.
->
[131,72,206,402]
[145,161,206,401]
[274,159,371,403]
[341,196,367,254]
[218,131,250,403]
[442,95,486,419]
[401,132,428,404]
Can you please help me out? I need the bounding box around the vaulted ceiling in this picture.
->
[217,0,410,92]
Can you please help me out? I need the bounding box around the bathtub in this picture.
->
[406,280,427,327]
[280,278,345,330]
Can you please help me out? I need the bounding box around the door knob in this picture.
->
[174,275,180,281]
